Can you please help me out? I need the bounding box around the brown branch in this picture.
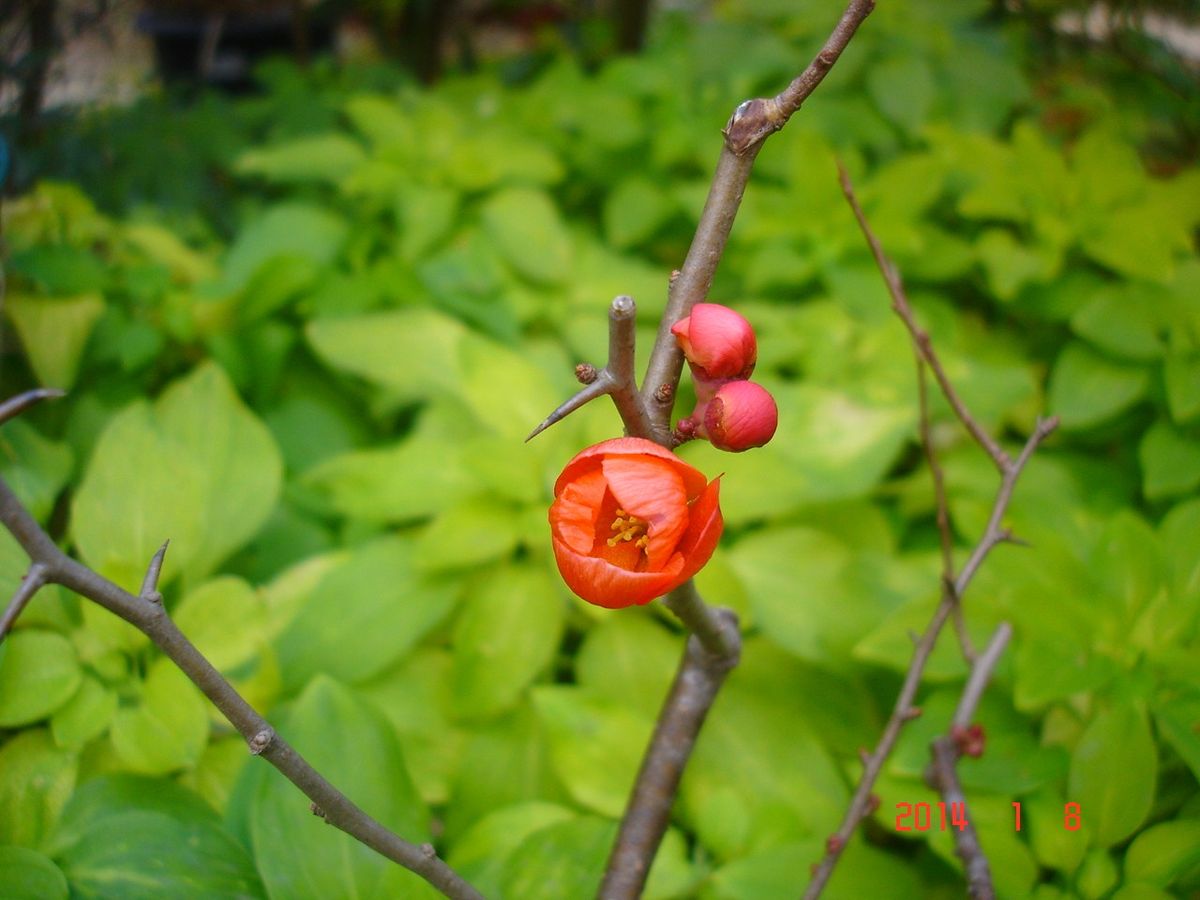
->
[803,175,1060,900]
[595,3,877,891]
[0,391,483,900]
[926,623,1013,900]
[916,360,975,663]
[837,164,1012,473]
[526,295,653,442]
[0,562,47,641]
[640,0,876,441]
[598,607,740,900]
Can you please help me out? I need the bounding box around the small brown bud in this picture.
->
[654,383,674,403]
[866,793,881,815]
[248,729,274,755]
[952,723,986,758]
[310,802,325,818]
[825,834,845,854]
[575,363,598,384]
[903,706,923,721]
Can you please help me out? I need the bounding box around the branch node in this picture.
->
[575,363,599,384]
[825,834,845,854]
[903,706,923,722]
[420,842,437,859]
[248,728,275,756]
[951,723,986,758]
[0,561,49,642]
[310,802,326,819]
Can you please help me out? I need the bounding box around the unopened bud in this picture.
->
[701,380,778,452]
[671,303,757,381]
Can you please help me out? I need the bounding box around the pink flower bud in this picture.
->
[701,380,777,452]
[671,303,757,381]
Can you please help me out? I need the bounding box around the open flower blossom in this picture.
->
[548,437,723,609]
[671,303,757,383]
[700,380,778,452]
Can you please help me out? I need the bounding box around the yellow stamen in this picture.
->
[607,510,649,548]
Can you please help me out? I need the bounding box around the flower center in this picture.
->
[607,508,649,550]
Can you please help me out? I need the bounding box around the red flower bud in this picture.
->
[548,437,723,608]
[700,380,778,452]
[671,303,757,381]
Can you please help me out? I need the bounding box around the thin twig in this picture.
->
[0,450,483,900]
[640,0,877,441]
[926,623,1013,900]
[0,387,66,425]
[837,164,1012,473]
[915,360,975,664]
[598,609,739,900]
[0,562,47,642]
[803,174,1060,900]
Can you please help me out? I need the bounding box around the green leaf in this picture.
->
[303,437,474,524]
[575,613,679,720]
[866,55,935,134]
[1161,498,1200,602]
[1068,701,1157,847]
[1048,342,1149,431]
[481,188,572,286]
[1153,691,1200,782]
[414,498,520,573]
[110,658,209,775]
[1124,820,1200,888]
[234,134,366,184]
[1164,354,1200,423]
[499,816,615,900]
[532,686,651,818]
[731,528,902,666]
[453,565,563,720]
[0,846,67,900]
[603,177,675,249]
[358,649,461,806]
[274,535,459,692]
[396,184,460,262]
[681,670,846,860]
[1139,421,1200,500]
[172,576,267,673]
[457,334,561,441]
[306,308,467,403]
[223,203,347,292]
[1070,285,1167,361]
[71,362,283,588]
[0,630,82,727]
[51,775,263,899]
[0,419,74,524]
[447,802,576,899]
[7,245,106,294]
[0,729,78,848]
[975,229,1056,300]
[443,705,564,840]
[1025,791,1089,876]
[50,674,117,750]
[249,676,429,899]
[1080,203,1181,283]
[5,292,105,390]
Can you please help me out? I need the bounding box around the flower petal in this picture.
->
[549,467,608,555]
[554,437,707,499]
[552,536,684,608]
[601,455,688,571]
[675,476,723,582]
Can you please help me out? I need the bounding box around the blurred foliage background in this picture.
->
[1,0,1199,897]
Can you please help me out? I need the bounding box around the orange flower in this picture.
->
[548,437,723,608]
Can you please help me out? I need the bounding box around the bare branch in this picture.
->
[803,176,1059,900]
[0,562,48,642]
[599,610,739,900]
[640,0,877,439]
[916,360,975,664]
[527,296,653,442]
[661,579,738,661]
[838,163,1012,473]
[926,623,1013,900]
[0,475,484,900]
[0,387,65,425]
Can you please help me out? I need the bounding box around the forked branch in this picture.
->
[0,391,484,900]
[802,172,1059,899]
